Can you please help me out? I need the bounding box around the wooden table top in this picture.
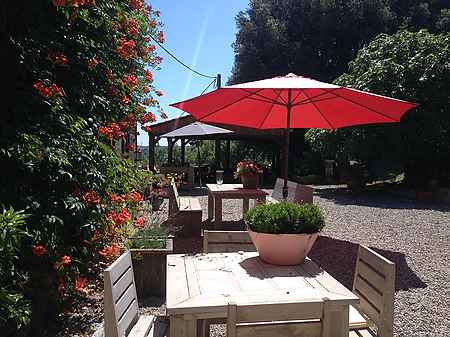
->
[206,184,268,197]
[166,252,359,317]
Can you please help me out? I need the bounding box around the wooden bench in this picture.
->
[227,298,332,337]
[267,177,314,204]
[168,180,202,237]
[203,230,255,253]
[104,251,167,337]
[349,245,395,337]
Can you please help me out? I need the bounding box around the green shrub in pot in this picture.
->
[245,202,325,234]
[245,202,325,265]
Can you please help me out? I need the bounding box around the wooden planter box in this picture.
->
[130,238,173,299]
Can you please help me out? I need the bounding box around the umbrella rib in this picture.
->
[196,89,265,121]
[258,89,284,129]
[302,89,336,130]
[323,89,399,122]
[240,88,287,105]
[292,88,340,106]
[290,90,303,105]
[274,89,288,105]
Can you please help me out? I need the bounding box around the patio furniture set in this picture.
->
[103,241,395,337]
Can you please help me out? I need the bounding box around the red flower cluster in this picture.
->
[99,244,121,259]
[144,70,153,82]
[127,191,143,203]
[32,244,47,256]
[98,123,125,140]
[125,18,140,36]
[48,52,69,67]
[123,73,138,90]
[122,95,130,105]
[83,191,100,205]
[141,112,156,124]
[74,276,88,294]
[134,216,146,229]
[235,160,263,177]
[52,0,95,7]
[126,143,135,152]
[109,194,125,204]
[33,81,64,99]
[129,0,145,11]
[148,19,157,29]
[106,208,132,226]
[87,58,99,70]
[54,255,71,270]
[116,38,136,60]
[142,125,152,132]
[157,31,165,43]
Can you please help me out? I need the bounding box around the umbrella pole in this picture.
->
[283,89,292,200]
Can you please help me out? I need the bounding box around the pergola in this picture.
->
[147,115,285,173]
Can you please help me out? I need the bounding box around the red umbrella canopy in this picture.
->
[170,73,417,130]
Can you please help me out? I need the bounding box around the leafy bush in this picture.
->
[245,202,325,234]
[127,226,169,249]
[0,207,31,332]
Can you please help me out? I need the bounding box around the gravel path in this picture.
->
[190,186,449,337]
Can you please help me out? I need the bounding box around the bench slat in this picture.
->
[112,267,134,303]
[128,314,154,337]
[117,298,139,337]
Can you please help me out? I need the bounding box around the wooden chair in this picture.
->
[226,299,332,337]
[104,251,167,337]
[203,230,255,253]
[167,180,202,237]
[268,178,313,204]
[349,245,396,337]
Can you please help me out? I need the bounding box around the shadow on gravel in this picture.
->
[314,186,450,212]
[309,236,427,291]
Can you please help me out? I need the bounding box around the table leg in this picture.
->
[197,319,209,337]
[243,198,249,216]
[208,190,214,221]
[214,196,222,229]
[170,315,197,337]
[322,304,349,337]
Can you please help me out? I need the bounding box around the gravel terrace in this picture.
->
[191,186,450,337]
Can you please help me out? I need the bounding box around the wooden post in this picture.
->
[215,139,221,169]
[181,138,186,165]
[148,134,156,171]
[225,139,231,171]
[168,138,174,165]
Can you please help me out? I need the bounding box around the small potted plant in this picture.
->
[234,160,263,189]
[151,187,167,211]
[245,202,325,265]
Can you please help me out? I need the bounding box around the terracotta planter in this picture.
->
[241,174,259,189]
[248,228,319,265]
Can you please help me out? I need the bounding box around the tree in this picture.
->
[306,30,450,186]
[229,0,449,84]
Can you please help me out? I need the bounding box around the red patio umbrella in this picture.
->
[171,73,417,198]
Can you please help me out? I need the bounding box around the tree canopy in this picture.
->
[306,30,450,186]
[230,0,450,84]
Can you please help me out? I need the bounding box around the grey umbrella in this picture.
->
[160,122,233,186]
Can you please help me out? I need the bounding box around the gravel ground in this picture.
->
[189,186,450,337]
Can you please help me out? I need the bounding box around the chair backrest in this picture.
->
[295,184,314,204]
[104,251,139,337]
[226,299,331,337]
[168,180,180,215]
[203,230,255,253]
[352,245,395,337]
[271,178,299,201]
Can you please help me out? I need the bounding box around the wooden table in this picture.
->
[206,184,267,227]
[166,252,359,337]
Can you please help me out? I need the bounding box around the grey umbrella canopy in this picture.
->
[160,121,233,138]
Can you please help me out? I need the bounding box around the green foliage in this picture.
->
[230,0,449,85]
[306,30,450,186]
[0,207,31,331]
[245,202,325,234]
[127,226,168,249]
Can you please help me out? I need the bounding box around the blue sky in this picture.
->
[139,0,249,146]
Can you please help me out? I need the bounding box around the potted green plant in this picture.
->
[245,202,325,265]
[234,161,262,189]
